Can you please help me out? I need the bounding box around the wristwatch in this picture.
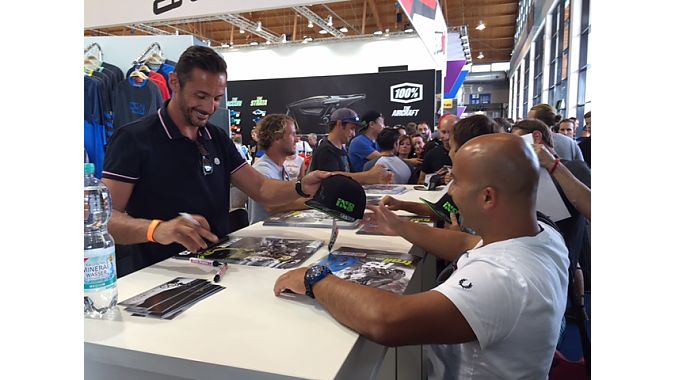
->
[304,265,332,298]
[295,179,311,198]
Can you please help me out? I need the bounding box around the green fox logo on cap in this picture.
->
[336,198,355,212]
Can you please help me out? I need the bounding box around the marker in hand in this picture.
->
[179,212,200,226]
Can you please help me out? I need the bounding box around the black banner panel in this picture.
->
[226,70,435,145]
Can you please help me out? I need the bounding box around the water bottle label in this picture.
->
[84,247,117,291]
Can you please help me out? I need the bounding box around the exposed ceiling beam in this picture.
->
[292,6,345,38]
[219,14,283,43]
[322,4,359,34]
[361,0,367,34]
[367,0,383,32]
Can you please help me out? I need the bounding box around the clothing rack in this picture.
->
[133,42,163,66]
[84,42,103,62]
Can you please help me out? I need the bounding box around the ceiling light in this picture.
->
[461,35,469,40]
[384,28,390,37]
[265,40,271,45]
[477,52,485,59]
[239,28,245,34]
[308,21,314,28]
[319,29,328,34]
[255,21,262,32]
[221,43,229,48]
[404,26,414,33]
[339,26,348,33]
[476,20,486,31]
[250,41,259,46]
[281,34,287,43]
[374,30,383,36]
[327,16,333,26]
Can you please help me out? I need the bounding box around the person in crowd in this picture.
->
[274,133,570,380]
[232,134,251,163]
[307,107,392,184]
[348,110,385,172]
[418,114,456,184]
[511,119,591,317]
[249,127,264,165]
[382,115,500,221]
[405,121,418,136]
[295,134,312,156]
[102,46,330,277]
[578,111,591,168]
[528,103,582,161]
[248,114,311,224]
[411,133,425,159]
[394,124,407,136]
[307,133,318,151]
[493,117,513,133]
[416,121,432,142]
[365,128,412,184]
[397,135,414,159]
[555,118,576,139]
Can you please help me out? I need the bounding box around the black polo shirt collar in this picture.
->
[157,100,213,141]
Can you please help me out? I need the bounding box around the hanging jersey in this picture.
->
[112,77,164,129]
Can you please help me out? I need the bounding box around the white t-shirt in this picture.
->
[426,222,569,380]
[295,140,313,155]
[283,155,305,180]
[248,154,288,224]
[375,155,411,184]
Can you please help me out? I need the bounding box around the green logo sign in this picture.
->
[336,198,355,212]
[442,201,458,214]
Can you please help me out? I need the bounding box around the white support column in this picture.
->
[542,13,552,104]
[567,0,582,117]
[528,40,536,110]
[519,62,526,118]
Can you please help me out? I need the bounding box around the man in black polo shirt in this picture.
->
[307,108,392,185]
[102,46,330,277]
[418,113,456,184]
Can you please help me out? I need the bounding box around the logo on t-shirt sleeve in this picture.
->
[459,278,473,289]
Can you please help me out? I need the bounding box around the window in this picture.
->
[533,31,544,105]
[576,0,591,128]
[523,51,530,118]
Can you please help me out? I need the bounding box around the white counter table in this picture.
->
[84,186,447,380]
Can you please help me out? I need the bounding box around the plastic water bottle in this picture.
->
[84,163,118,318]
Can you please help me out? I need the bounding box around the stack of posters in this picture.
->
[176,236,323,269]
[362,184,408,195]
[356,215,434,235]
[315,247,421,294]
[263,209,360,229]
[118,277,224,320]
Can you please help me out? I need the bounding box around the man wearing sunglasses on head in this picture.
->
[102,46,332,277]
[307,108,392,185]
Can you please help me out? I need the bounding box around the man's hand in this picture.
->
[152,214,219,252]
[361,202,405,236]
[533,143,558,172]
[381,195,402,211]
[445,212,463,232]
[365,164,394,185]
[300,170,333,197]
[274,267,309,296]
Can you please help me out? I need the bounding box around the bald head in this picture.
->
[455,133,539,206]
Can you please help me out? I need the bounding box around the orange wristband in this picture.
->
[146,219,163,242]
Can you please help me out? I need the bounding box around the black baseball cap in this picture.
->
[330,108,360,125]
[419,193,459,224]
[359,110,383,132]
[305,174,366,222]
